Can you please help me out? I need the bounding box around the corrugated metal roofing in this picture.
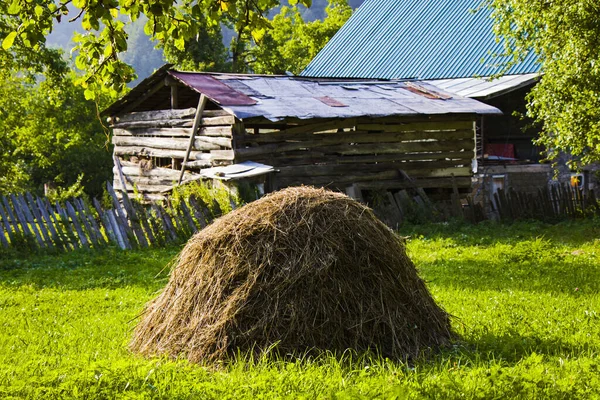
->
[301,0,540,80]
[104,68,502,120]
[426,73,540,99]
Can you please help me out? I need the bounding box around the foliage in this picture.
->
[248,0,352,75]
[0,70,112,197]
[0,0,312,99]
[171,179,239,216]
[161,14,229,72]
[0,1,68,80]
[45,174,86,204]
[489,0,600,166]
[0,221,599,398]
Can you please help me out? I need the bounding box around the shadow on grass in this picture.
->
[400,219,600,248]
[0,246,180,291]
[419,257,599,294]
[449,331,600,365]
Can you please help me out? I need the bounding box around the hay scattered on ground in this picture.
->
[131,186,452,363]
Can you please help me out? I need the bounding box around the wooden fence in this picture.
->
[492,184,600,221]
[0,183,227,251]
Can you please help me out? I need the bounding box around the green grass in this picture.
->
[0,220,599,399]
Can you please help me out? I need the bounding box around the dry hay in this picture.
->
[131,186,452,363]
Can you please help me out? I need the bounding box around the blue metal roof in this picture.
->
[301,0,540,80]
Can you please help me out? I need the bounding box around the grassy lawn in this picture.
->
[0,220,598,399]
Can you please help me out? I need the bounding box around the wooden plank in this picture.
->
[65,201,90,248]
[188,196,209,229]
[357,177,472,190]
[106,182,135,248]
[115,165,195,179]
[276,162,470,178]
[113,136,228,151]
[357,115,476,125]
[0,200,16,244]
[93,198,116,246]
[243,128,473,145]
[178,201,198,233]
[320,139,474,156]
[7,195,35,242]
[239,149,475,166]
[111,115,235,130]
[113,126,232,138]
[236,138,473,158]
[114,108,230,123]
[203,150,235,161]
[182,160,213,169]
[77,198,106,247]
[0,204,9,246]
[274,119,357,136]
[1,196,21,236]
[132,200,156,245]
[335,150,475,164]
[114,157,148,247]
[355,120,473,132]
[152,204,177,242]
[114,146,234,161]
[106,209,128,249]
[73,198,100,248]
[114,181,174,193]
[16,194,45,247]
[41,199,70,250]
[24,193,52,247]
[55,202,80,249]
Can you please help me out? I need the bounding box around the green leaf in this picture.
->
[2,32,18,50]
[83,88,95,100]
[7,0,20,14]
[104,44,113,58]
[34,5,44,17]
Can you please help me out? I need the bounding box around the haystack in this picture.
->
[131,186,451,362]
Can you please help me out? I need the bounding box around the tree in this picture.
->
[248,0,352,75]
[0,70,113,197]
[490,0,600,166]
[161,14,229,72]
[1,0,312,98]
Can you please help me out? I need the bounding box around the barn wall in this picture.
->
[236,115,476,193]
[110,108,235,201]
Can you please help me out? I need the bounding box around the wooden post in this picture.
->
[0,200,16,244]
[178,94,208,185]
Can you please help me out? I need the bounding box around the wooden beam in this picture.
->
[179,94,208,185]
[119,80,166,116]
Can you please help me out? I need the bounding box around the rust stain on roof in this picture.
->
[168,71,258,106]
[403,82,452,100]
[315,96,348,107]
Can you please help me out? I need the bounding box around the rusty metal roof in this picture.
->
[104,67,502,121]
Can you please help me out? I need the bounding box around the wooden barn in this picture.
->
[103,65,501,201]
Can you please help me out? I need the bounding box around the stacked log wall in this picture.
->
[111,108,235,200]
[236,116,476,192]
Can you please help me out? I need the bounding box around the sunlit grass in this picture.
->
[0,220,598,398]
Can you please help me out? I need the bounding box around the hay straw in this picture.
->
[130,186,452,363]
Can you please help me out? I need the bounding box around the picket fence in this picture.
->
[0,183,228,251]
[492,184,600,222]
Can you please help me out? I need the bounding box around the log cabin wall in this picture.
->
[110,108,236,201]
[235,115,476,194]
